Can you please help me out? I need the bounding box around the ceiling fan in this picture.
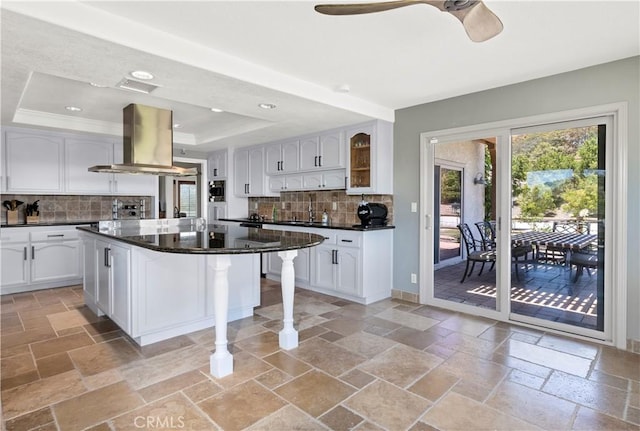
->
[314,0,503,42]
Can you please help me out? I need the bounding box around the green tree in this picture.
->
[519,185,555,218]
[561,174,598,217]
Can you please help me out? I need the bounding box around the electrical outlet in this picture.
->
[281,201,286,210]
[411,202,417,213]
[254,202,258,210]
[411,273,417,284]
[332,202,337,210]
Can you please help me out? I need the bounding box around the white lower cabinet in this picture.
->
[94,239,131,332]
[266,226,392,304]
[1,226,84,294]
[80,231,260,346]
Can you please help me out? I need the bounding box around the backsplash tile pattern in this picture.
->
[249,191,393,226]
[0,195,153,224]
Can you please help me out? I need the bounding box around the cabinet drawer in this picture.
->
[311,230,337,245]
[0,229,30,243]
[31,229,79,242]
[337,232,361,248]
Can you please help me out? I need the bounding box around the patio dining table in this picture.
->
[512,230,597,251]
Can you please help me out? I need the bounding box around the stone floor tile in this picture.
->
[30,331,94,359]
[46,307,100,332]
[235,331,281,357]
[275,369,355,417]
[69,337,142,377]
[291,337,367,376]
[4,407,54,431]
[543,370,629,418]
[434,331,501,358]
[536,333,599,359]
[0,369,40,391]
[506,369,546,390]
[321,316,368,336]
[1,370,86,420]
[320,405,365,431]
[439,351,510,390]
[421,392,541,430]
[334,331,397,358]
[138,369,207,402]
[498,338,593,377]
[408,367,459,401]
[113,392,215,430]
[487,380,577,429]
[82,368,124,390]
[262,350,312,377]
[344,379,431,430]
[36,352,75,378]
[359,344,442,388]
[254,368,293,389]
[437,314,496,337]
[1,352,36,379]
[199,380,287,430]
[53,381,144,431]
[374,308,439,331]
[572,406,638,430]
[384,326,443,350]
[82,318,122,337]
[595,346,640,381]
[182,378,223,403]
[339,368,376,389]
[1,325,57,350]
[248,405,325,430]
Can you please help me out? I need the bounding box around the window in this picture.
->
[178,181,197,217]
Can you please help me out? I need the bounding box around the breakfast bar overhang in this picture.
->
[78,219,324,378]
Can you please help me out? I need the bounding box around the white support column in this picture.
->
[207,254,233,378]
[278,249,298,349]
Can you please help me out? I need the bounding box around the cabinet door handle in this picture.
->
[314,156,318,167]
[318,155,322,166]
[104,247,111,268]
[31,246,35,260]
[23,246,27,261]
[214,168,218,177]
[341,239,353,243]
[47,234,65,238]
[345,177,348,189]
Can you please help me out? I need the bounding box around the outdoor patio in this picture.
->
[434,260,599,330]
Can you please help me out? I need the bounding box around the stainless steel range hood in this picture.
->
[88,104,198,177]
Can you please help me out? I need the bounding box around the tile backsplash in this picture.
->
[0,195,153,224]
[249,191,393,226]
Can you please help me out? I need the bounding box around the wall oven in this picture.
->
[209,180,226,202]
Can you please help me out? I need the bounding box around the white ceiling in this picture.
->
[1,1,639,154]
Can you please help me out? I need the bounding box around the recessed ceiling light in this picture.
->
[258,103,276,110]
[89,82,107,88]
[210,108,223,113]
[65,106,82,112]
[131,70,154,80]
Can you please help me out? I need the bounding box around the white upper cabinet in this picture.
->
[3,128,156,196]
[208,149,227,179]
[4,130,64,193]
[265,140,299,175]
[345,120,393,195]
[299,131,344,171]
[234,146,265,196]
[65,138,114,193]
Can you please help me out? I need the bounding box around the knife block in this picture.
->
[6,210,18,225]
[27,215,40,224]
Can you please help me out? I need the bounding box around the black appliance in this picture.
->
[357,202,388,228]
[209,180,226,202]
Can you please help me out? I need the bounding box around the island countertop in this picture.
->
[77,222,324,255]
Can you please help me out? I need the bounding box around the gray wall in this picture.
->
[393,56,640,341]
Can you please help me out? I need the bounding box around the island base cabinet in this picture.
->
[80,230,262,347]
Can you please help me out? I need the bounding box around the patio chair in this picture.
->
[457,223,496,283]
[474,220,531,280]
[570,242,600,282]
[537,220,580,266]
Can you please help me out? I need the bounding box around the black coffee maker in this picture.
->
[357,197,388,228]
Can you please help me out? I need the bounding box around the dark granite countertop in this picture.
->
[1,220,98,228]
[77,224,324,255]
[220,218,395,231]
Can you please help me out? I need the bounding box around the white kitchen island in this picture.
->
[78,218,323,377]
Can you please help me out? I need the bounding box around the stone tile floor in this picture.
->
[1,280,638,430]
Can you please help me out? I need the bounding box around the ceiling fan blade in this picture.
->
[449,1,503,42]
[315,0,503,42]
[314,0,438,16]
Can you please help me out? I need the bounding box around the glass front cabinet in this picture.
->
[345,120,393,195]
